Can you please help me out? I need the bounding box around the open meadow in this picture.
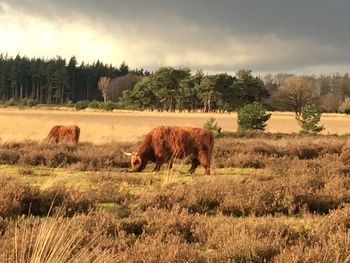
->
[1,108,350,143]
[2,109,350,262]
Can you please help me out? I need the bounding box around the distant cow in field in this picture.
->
[123,126,214,175]
[46,125,80,144]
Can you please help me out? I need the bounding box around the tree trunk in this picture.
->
[72,72,75,101]
[208,93,211,112]
[31,78,35,99]
[60,83,64,104]
[24,81,28,98]
[86,81,90,100]
[47,86,51,104]
[20,84,23,100]
[170,96,173,112]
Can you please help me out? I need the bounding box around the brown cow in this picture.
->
[46,125,80,144]
[123,126,214,175]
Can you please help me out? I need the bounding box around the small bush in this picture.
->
[120,218,147,236]
[237,102,271,133]
[88,99,101,109]
[0,150,20,164]
[21,98,38,107]
[0,177,95,218]
[293,144,321,159]
[20,152,46,166]
[252,143,281,157]
[46,150,80,168]
[203,117,223,138]
[66,100,75,108]
[100,100,117,111]
[4,98,16,107]
[341,148,350,166]
[297,104,324,134]
[74,100,89,110]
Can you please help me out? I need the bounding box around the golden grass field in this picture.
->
[3,109,350,261]
[1,107,350,143]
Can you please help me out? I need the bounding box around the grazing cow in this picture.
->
[46,125,80,144]
[123,126,214,175]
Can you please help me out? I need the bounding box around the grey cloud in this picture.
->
[3,0,350,73]
[7,0,349,40]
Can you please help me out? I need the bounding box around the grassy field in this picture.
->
[1,109,350,262]
[1,108,350,143]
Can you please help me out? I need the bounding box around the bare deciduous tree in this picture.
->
[98,76,111,102]
[274,76,317,116]
[108,74,143,102]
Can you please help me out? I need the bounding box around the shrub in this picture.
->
[203,117,223,138]
[74,100,89,110]
[21,98,37,107]
[46,150,80,168]
[88,99,101,109]
[297,104,324,133]
[237,102,271,133]
[251,143,280,157]
[0,177,95,218]
[4,98,16,107]
[297,147,319,159]
[21,152,46,166]
[0,149,20,164]
[100,100,117,111]
[65,100,75,108]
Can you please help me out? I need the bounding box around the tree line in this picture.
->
[1,54,350,113]
[118,67,269,112]
[115,68,350,114]
[0,54,145,104]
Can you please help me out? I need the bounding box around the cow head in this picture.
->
[122,150,145,172]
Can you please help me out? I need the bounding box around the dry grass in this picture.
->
[0,215,117,263]
[0,176,95,218]
[1,108,350,143]
[2,120,350,261]
[2,206,350,262]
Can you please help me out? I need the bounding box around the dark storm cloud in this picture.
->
[3,0,350,73]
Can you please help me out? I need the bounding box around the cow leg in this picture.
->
[189,158,200,174]
[153,162,161,171]
[153,157,164,171]
[198,151,211,175]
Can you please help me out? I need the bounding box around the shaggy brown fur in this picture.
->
[46,125,80,144]
[130,126,214,175]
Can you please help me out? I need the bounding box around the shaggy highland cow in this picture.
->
[123,126,214,175]
[46,125,80,144]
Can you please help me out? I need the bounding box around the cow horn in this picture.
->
[122,150,133,156]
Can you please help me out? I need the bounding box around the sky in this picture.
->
[1,0,350,75]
